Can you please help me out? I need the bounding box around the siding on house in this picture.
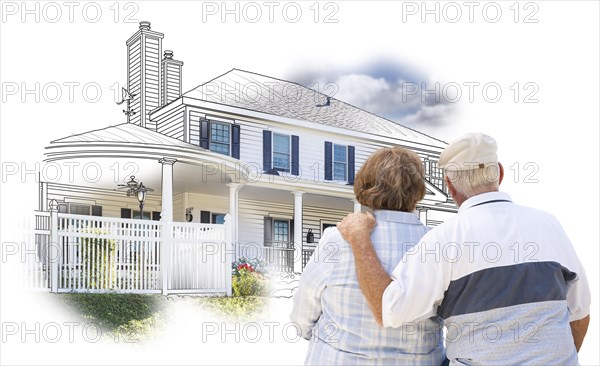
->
[237,198,351,252]
[156,103,185,140]
[45,183,162,218]
[188,109,205,146]
[89,189,352,250]
[181,105,444,187]
[176,192,230,223]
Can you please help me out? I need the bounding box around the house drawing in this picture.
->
[32,22,457,295]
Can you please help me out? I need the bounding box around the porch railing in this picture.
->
[262,243,294,273]
[29,207,232,295]
[302,247,315,269]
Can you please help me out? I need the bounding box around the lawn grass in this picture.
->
[57,293,168,340]
[57,293,270,341]
[193,296,270,321]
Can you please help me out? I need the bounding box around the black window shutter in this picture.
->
[120,208,132,219]
[264,217,273,247]
[348,145,355,184]
[152,211,161,221]
[232,124,241,159]
[291,135,299,176]
[91,205,102,216]
[200,119,210,149]
[200,210,211,223]
[289,219,295,246]
[324,141,333,181]
[263,130,272,173]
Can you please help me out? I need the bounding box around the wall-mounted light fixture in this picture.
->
[185,207,194,222]
[306,228,314,244]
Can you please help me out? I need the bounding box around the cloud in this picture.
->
[286,60,458,130]
[401,103,457,128]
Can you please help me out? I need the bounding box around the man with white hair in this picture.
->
[337,133,591,365]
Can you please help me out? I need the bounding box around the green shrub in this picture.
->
[79,229,117,290]
[232,269,269,297]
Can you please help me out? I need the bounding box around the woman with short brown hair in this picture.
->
[291,146,444,365]
[354,146,426,212]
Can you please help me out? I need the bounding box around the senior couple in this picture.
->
[291,133,591,365]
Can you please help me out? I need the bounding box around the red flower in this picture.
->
[237,263,255,273]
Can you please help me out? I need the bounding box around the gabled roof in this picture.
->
[183,68,446,148]
[51,122,201,150]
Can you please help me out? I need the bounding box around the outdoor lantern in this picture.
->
[306,228,314,243]
[185,207,194,222]
[137,182,147,218]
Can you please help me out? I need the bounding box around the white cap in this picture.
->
[439,133,498,171]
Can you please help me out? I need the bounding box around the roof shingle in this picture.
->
[184,69,447,148]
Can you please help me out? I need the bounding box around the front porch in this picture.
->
[30,207,320,294]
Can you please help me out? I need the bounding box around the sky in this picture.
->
[1,1,599,364]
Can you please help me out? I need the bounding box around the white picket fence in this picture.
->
[30,208,233,295]
[5,212,51,290]
[56,214,163,293]
[170,222,229,293]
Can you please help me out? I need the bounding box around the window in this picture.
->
[325,142,355,183]
[273,220,289,243]
[211,213,226,224]
[69,204,91,215]
[132,210,151,220]
[200,119,240,159]
[322,222,336,232]
[273,133,290,171]
[121,208,160,221]
[333,144,347,181]
[199,210,226,224]
[264,217,294,248]
[209,122,230,156]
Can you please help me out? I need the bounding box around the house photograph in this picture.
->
[33,21,457,294]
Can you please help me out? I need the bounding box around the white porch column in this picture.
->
[352,199,362,213]
[159,157,176,295]
[417,207,428,226]
[227,183,241,258]
[292,191,305,273]
[49,199,59,293]
[224,214,233,296]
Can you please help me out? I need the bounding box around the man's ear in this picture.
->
[445,176,456,197]
[498,162,504,186]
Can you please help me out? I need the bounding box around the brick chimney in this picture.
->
[161,50,184,106]
[125,21,164,129]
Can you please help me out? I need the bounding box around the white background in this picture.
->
[1,1,598,364]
